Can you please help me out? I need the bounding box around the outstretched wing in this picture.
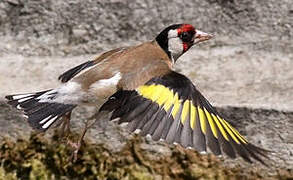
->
[100,71,268,164]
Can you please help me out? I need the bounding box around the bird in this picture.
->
[5,23,268,163]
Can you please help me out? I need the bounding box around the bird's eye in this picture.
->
[180,32,193,42]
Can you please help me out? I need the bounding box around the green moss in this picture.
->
[0,133,292,180]
[0,166,17,180]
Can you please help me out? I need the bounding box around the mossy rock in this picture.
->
[0,133,292,180]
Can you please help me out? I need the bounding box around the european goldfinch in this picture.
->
[6,24,268,163]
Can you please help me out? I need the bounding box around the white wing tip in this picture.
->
[133,129,141,134]
[22,114,28,118]
[199,151,207,155]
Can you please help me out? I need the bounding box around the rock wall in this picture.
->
[0,0,293,178]
[0,0,292,56]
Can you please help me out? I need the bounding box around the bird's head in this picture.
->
[155,24,213,62]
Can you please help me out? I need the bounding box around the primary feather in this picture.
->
[100,71,269,164]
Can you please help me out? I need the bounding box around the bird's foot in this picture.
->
[67,112,100,162]
[67,139,83,162]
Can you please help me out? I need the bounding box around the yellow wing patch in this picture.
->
[204,108,218,138]
[190,103,197,129]
[181,100,190,124]
[212,114,229,141]
[137,84,247,145]
[198,107,207,134]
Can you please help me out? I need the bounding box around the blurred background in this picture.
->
[0,0,292,179]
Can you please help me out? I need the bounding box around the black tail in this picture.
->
[5,90,76,131]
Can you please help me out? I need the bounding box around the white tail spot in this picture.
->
[37,90,57,102]
[17,105,22,109]
[120,122,128,127]
[42,116,58,129]
[22,114,28,118]
[39,115,52,124]
[146,134,152,138]
[200,151,207,155]
[18,96,33,103]
[12,94,34,100]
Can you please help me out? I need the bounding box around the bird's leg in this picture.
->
[59,112,72,138]
[68,111,101,162]
[68,122,88,162]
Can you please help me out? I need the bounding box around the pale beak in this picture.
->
[193,30,213,44]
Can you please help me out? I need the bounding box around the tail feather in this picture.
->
[5,90,76,131]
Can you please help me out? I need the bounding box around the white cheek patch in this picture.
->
[168,38,183,60]
[168,30,183,61]
[168,29,178,38]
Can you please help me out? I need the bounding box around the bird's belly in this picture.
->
[82,73,121,106]
[88,85,117,102]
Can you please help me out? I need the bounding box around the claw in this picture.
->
[67,140,82,162]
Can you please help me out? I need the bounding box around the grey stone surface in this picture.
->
[0,0,292,176]
[0,0,292,56]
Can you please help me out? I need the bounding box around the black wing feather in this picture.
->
[161,114,174,140]
[180,112,193,148]
[166,104,183,144]
[58,60,95,83]
[140,106,161,136]
[152,106,173,141]
[100,71,269,164]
